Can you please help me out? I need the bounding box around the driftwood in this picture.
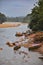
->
[19,51,28,55]
[39,56,43,60]
[29,43,41,51]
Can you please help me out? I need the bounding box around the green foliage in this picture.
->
[23,14,31,23]
[7,17,24,22]
[0,12,7,24]
[29,0,43,31]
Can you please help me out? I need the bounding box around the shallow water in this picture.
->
[0,24,43,65]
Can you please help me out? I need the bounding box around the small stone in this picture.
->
[0,48,3,50]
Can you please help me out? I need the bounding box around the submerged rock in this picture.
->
[18,47,30,58]
[14,46,21,50]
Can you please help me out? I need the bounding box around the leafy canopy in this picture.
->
[0,13,7,24]
[29,0,43,31]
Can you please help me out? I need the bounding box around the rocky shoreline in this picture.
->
[6,31,43,55]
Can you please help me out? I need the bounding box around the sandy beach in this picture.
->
[0,22,22,28]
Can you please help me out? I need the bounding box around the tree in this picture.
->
[29,0,43,31]
[23,14,31,23]
[0,13,7,24]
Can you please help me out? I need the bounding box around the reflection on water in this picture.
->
[0,24,43,65]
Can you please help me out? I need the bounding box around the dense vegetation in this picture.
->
[0,13,7,24]
[0,12,31,23]
[7,17,24,22]
[28,0,43,31]
[23,14,31,23]
[0,13,24,23]
[7,15,31,23]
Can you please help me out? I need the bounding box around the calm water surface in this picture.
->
[0,24,43,65]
